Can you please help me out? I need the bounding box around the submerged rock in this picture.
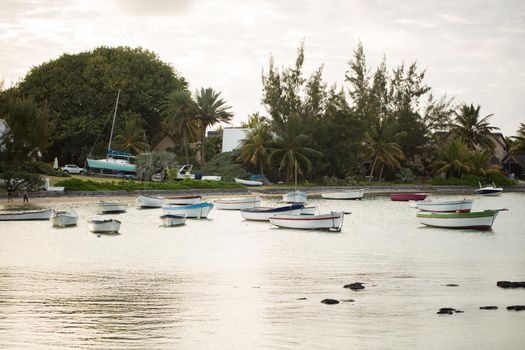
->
[344,282,365,290]
[297,297,307,300]
[446,284,459,287]
[341,299,355,302]
[321,299,340,305]
[437,308,463,315]
[506,305,525,311]
[497,281,525,289]
[480,306,498,310]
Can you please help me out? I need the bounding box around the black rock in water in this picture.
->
[344,282,365,290]
[480,306,498,310]
[321,299,340,305]
[506,305,525,311]
[497,281,525,288]
[297,297,307,300]
[446,284,459,287]
[341,299,355,302]
[437,307,463,315]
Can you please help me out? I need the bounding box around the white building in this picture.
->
[221,127,251,153]
[0,119,10,148]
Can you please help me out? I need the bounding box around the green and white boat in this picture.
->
[86,90,137,175]
[416,209,507,230]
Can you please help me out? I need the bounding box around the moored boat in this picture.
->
[390,193,428,202]
[269,211,349,232]
[51,210,78,227]
[0,208,52,221]
[136,195,164,208]
[321,189,365,200]
[416,199,473,213]
[160,213,187,227]
[475,182,503,196]
[164,195,202,205]
[234,178,263,186]
[88,217,121,233]
[416,209,507,230]
[162,202,214,218]
[214,197,262,210]
[97,201,128,213]
[282,190,307,203]
[240,204,304,221]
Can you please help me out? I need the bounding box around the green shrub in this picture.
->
[195,152,251,182]
[55,178,243,191]
[431,174,514,187]
[24,161,69,177]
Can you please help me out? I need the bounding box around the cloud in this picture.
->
[112,0,192,16]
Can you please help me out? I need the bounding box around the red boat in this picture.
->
[390,193,428,201]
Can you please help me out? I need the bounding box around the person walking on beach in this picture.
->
[7,190,13,203]
[23,190,29,204]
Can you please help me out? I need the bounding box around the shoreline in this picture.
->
[1,184,524,205]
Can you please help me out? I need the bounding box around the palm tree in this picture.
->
[432,138,471,178]
[469,149,501,176]
[237,123,273,174]
[194,88,233,164]
[363,117,405,181]
[112,116,148,154]
[509,123,525,154]
[451,104,499,150]
[269,118,322,182]
[161,89,199,163]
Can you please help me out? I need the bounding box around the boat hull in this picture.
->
[416,199,473,213]
[241,204,304,221]
[88,218,121,233]
[282,191,308,203]
[321,189,364,200]
[164,195,202,205]
[235,178,263,186]
[475,188,502,196]
[417,210,502,230]
[97,202,128,213]
[0,209,52,221]
[162,203,214,218]
[269,212,345,231]
[390,193,428,201]
[51,211,78,227]
[86,158,136,173]
[214,197,261,210]
[136,195,164,208]
[160,214,187,226]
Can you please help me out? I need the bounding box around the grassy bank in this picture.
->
[54,178,243,192]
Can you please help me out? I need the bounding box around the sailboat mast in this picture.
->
[294,159,298,190]
[107,89,121,153]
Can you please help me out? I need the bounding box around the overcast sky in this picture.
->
[1,0,524,135]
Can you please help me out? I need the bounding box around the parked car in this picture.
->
[62,164,86,175]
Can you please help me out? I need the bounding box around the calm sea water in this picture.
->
[1,193,524,349]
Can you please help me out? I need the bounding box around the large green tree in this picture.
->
[509,123,525,154]
[432,138,471,178]
[451,104,499,150]
[193,88,233,165]
[237,121,273,174]
[6,46,187,163]
[161,89,199,163]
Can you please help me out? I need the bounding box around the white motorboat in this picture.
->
[202,175,222,181]
[88,217,121,233]
[97,201,128,213]
[136,195,165,208]
[51,210,78,227]
[235,178,263,186]
[0,208,52,221]
[162,202,214,218]
[240,204,304,221]
[416,199,474,213]
[475,182,503,196]
[321,189,365,200]
[160,213,187,227]
[417,209,507,230]
[282,190,307,203]
[214,197,262,210]
[164,195,202,205]
[269,211,349,232]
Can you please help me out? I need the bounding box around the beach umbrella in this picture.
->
[53,157,58,169]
